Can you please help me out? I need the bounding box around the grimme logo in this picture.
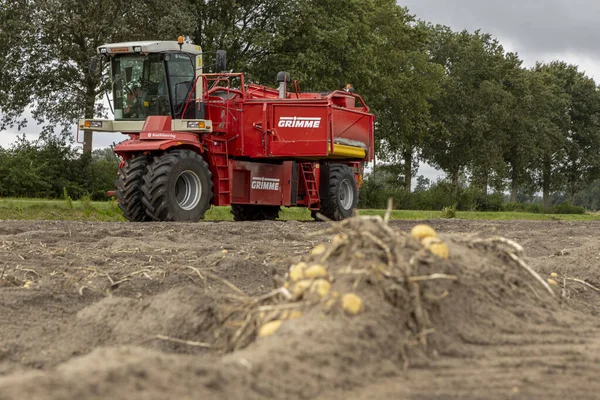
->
[277,117,321,128]
[251,177,280,191]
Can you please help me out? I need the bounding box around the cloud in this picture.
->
[400,0,600,79]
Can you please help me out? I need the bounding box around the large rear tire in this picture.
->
[142,149,213,222]
[318,164,358,221]
[115,155,151,222]
[231,205,281,221]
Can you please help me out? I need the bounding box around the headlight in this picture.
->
[187,121,206,129]
[133,46,142,52]
[99,48,107,54]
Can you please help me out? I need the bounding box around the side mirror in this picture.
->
[216,50,227,72]
[88,55,106,76]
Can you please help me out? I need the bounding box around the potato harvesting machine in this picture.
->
[78,38,375,222]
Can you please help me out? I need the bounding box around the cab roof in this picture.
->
[97,41,202,56]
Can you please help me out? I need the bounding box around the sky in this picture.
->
[399,0,600,81]
[2,1,599,183]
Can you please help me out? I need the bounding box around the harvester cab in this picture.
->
[85,38,220,133]
[79,38,375,223]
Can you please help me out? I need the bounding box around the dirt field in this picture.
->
[0,217,599,399]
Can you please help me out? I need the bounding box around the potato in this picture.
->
[428,242,449,260]
[292,280,312,297]
[288,310,303,320]
[311,244,327,256]
[332,233,348,243]
[547,278,559,287]
[421,236,449,259]
[410,224,437,240]
[258,320,282,337]
[421,236,442,247]
[304,264,327,279]
[341,293,364,316]
[289,262,307,282]
[309,279,331,298]
[550,272,558,278]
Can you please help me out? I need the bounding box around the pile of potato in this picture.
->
[258,223,448,337]
[258,255,364,337]
[410,224,449,259]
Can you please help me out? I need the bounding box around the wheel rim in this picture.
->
[175,170,202,210]
[339,179,354,210]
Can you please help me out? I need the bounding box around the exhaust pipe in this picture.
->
[277,71,291,99]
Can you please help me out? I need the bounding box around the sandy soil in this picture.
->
[0,218,599,399]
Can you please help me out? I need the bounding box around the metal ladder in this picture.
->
[207,137,231,205]
[301,163,320,210]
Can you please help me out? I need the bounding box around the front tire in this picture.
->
[319,164,358,221]
[115,155,151,222]
[142,149,213,222]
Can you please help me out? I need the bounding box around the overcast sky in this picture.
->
[3,1,599,183]
[400,0,600,79]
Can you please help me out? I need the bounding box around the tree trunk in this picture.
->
[511,179,518,203]
[451,166,460,199]
[510,162,518,203]
[542,156,551,212]
[82,81,96,156]
[403,148,412,192]
[372,153,377,182]
[480,169,488,196]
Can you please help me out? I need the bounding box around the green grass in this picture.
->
[0,198,126,221]
[0,198,599,222]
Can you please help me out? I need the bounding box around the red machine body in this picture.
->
[113,73,374,211]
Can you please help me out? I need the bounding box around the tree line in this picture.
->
[0,0,599,210]
[0,136,118,199]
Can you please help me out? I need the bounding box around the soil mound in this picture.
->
[0,214,591,399]
[74,286,221,353]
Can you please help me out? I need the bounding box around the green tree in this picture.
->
[538,62,600,204]
[574,178,600,211]
[521,66,568,210]
[189,0,291,76]
[369,11,443,191]
[424,28,515,197]
[414,175,431,192]
[0,0,195,154]
[530,62,600,209]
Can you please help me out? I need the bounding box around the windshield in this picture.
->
[112,54,171,121]
[166,53,195,117]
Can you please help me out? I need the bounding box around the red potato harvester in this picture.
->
[79,37,374,222]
